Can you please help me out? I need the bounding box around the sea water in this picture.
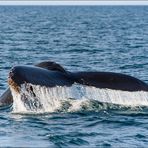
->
[0,6,148,147]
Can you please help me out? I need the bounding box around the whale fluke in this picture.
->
[71,72,148,91]
[0,88,13,106]
[1,60,148,109]
[0,61,66,106]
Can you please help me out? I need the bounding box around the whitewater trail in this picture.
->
[10,83,148,114]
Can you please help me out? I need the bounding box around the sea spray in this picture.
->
[10,83,148,113]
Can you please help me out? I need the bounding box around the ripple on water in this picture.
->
[0,6,148,147]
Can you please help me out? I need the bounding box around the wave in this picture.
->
[10,83,148,114]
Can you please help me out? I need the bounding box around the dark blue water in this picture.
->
[0,6,148,147]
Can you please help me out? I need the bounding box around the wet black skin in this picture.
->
[71,72,148,92]
[9,66,74,87]
[9,65,148,92]
[0,61,65,106]
[1,61,148,106]
[0,88,12,106]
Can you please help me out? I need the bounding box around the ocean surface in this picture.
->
[0,6,148,147]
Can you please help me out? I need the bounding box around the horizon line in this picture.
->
[0,1,148,6]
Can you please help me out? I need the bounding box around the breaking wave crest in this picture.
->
[10,83,148,114]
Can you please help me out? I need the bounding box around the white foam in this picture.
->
[10,83,148,113]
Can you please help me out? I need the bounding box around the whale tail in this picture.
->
[0,61,67,107]
[71,72,148,91]
[36,61,148,92]
[0,88,13,106]
[1,60,148,109]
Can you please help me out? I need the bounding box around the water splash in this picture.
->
[10,83,148,114]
